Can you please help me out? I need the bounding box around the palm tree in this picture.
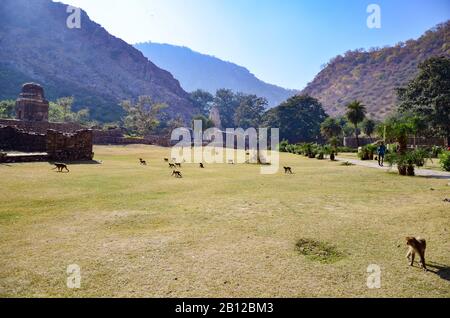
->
[346,101,367,147]
[362,118,376,139]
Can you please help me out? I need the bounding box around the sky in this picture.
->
[59,0,449,90]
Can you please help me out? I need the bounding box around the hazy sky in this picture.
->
[59,0,449,90]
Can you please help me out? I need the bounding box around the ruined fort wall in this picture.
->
[46,129,94,161]
[0,126,46,152]
[0,125,94,162]
[0,119,84,134]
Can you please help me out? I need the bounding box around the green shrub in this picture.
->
[358,144,376,160]
[439,151,450,171]
[336,146,357,153]
[278,140,289,152]
[411,148,431,167]
[431,146,444,158]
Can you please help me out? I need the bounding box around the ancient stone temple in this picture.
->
[209,106,222,129]
[0,83,94,163]
[15,83,49,122]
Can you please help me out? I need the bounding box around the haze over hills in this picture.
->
[134,42,297,108]
[301,21,450,119]
[0,0,194,122]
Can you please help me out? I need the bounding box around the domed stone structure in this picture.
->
[15,83,49,122]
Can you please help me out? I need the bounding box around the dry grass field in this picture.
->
[0,145,449,297]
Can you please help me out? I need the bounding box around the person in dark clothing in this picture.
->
[377,142,387,167]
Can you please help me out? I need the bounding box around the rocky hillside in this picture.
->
[0,0,194,122]
[134,42,297,108]
[301,21,450,119]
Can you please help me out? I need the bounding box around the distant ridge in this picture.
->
[134,42,297,108]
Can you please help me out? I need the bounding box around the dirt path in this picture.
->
[335,157,450,179]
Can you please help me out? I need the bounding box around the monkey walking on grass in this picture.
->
[406,236,427,271]
[171,170,183,178]
[52,163,69,173]
[284,166,293,174]
[139,158,147,165]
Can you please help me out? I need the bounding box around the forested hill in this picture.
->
[301,21,450,119]
[0,0,194,122]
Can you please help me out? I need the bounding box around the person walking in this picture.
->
[377,142,387,167]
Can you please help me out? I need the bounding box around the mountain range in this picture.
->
[0,0,193,122]
[0,0,448,123]
[301,21,450,119]
[134,42,297,108]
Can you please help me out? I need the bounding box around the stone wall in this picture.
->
[0,125,46,152]
[0,119,84,134]
[0,125,93,162]
[47,129,94,161]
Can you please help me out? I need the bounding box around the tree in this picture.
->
[320,117,342,140]
[190,89,214,116]
[397,56,450,146]
[361,118,376,138]
[345,100,367,147]
[234,95,267,129]
[214,89,240,129]
[49,98,92,125]
[0,100,15,119]
[56,97,74,122]
[381,113,414,154]
[192,115,215,131]
[121,96,167,137]
[264,95,328,143]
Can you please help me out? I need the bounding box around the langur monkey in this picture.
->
[284,166,293,174]
[406,236,427,271]
[171,170,183,178]
[52,163,69,172]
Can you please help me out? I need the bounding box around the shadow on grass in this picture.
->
[418,175,450,180]
[427,262,450,282]
[48,160,102,166]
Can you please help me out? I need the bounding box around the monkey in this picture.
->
[199,163,205,169]
[164,158,169,162]
[175,163,182,168]
[171,170,183,178]
[139,158,147,165]
[52,163,69,173]
[406,236,427,271]
[168,163,176,169]
[284,166,293,174]
[228,160,235,165]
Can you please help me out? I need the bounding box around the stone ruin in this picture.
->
[47,129,93,161]
[15,83,49,122]
[0,83,94,163]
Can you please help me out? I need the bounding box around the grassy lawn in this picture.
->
[0,145,449,297]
